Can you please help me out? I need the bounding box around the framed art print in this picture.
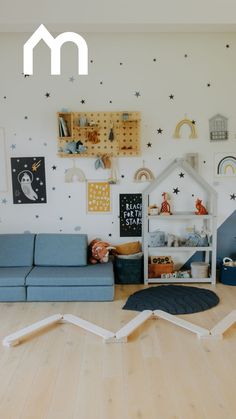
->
[0,128,8,192]
[215,153,236,177]
[87,181,111,213]
[11,157,47,204]
[119,193,142,237]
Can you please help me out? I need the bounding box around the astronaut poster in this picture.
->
[11,157,47,204]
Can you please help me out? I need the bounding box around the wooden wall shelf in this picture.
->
[57,111,140,157]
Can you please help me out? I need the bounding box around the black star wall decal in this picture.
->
[169,94,174,99]
[179,172,185,178]
[192,120,196,125]
[230,194,236,200]
[207,83,211,87]
[134,91,141,98]
[157,128,163,134]
[173,187,180,194]
[147,142,152,148]
[81,99,85,104]
[226,44,230,48]
[45,92,50,98]
[52,165,57,170]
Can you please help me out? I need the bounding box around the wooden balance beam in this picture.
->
[3,310,236,347]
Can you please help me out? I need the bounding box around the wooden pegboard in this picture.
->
[57,111,140,157]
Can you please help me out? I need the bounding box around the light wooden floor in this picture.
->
[0,284,236,419]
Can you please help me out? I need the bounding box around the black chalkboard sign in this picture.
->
[119,193,142,237]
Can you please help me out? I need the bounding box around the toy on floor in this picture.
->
[160,192,172,215]
[195,198,208,215]
[89,239,115,264]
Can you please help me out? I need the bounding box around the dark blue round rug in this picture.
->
[123,285,219,314]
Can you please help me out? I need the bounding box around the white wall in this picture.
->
[0,32,235,245]
[1,0,236,28]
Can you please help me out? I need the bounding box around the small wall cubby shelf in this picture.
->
[142,158,217,285]
[57,111,140,157]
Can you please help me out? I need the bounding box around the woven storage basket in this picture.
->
[220,263,236,285]
[114,256,143,284]
[191,262,209,278]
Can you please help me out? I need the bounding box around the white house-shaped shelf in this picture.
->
[142,158,217,285]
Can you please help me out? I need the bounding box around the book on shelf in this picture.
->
[58,120,62,137]
[59,117,69,137]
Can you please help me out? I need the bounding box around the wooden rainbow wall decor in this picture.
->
[134,167,155,182]
[217,155,236,176]
[174,118,197,139]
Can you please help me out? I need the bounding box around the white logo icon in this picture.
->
[23,24,88,75]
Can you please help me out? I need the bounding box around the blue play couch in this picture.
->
[0,234,114,302]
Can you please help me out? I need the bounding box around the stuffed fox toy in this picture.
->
[195,199,208,215]
[89,239,115,264]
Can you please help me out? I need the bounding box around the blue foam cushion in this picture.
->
[26,262,114,286]
[34,234,88,266]
[0,234,35,267]
[0,267,32,286]
[0,287,26,301]
[27,286,114,301]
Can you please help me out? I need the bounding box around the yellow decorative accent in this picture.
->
[87,182,111,213]
[174,118,197,139]
[31,160,41,172]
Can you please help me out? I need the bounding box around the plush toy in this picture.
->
[160,192,171,215]
[89,239,115,264]
[195,199,208,215]
[63,140,87,154]
[167,234,178,247]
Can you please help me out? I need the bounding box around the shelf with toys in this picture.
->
[142,158,217,285]
[148,247,213,251]
[57,111,140,157]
